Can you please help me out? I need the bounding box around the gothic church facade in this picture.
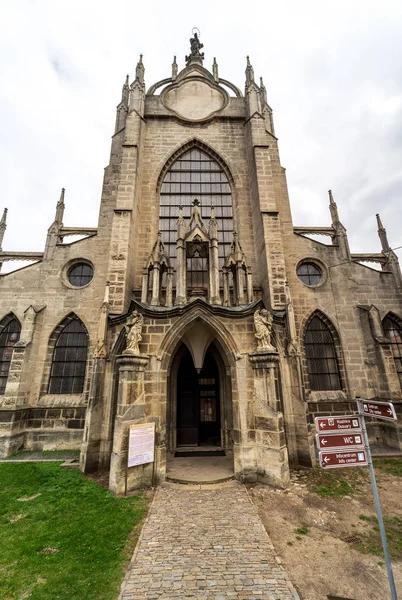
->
[1,35,402,492]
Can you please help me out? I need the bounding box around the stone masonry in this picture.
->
[0,32,401,491]
[119,483,300,600]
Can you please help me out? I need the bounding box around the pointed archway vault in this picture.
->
[182,321,216,373]
[157,301,241,372]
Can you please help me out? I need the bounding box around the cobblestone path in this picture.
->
[119,483,299,600]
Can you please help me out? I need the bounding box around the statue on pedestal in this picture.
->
[254,308,275,351]
[124,311,144,355]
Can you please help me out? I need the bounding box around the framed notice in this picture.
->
[128,423,155,468]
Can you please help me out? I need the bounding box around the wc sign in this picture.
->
[316,432,364,450]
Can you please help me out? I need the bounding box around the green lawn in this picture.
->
[0,463,148,600]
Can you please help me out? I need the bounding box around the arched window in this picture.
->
[0,317,21,394]
[159,147,233,282]
[304,315,341,391]
[383,316,402,388]
[48,318,88,394]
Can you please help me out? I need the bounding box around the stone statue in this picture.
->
[190,32,203,55]
[185,31,205,64]
[124,310,144,355]
[254,308,275,351]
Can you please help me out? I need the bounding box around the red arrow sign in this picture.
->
[319,449,368,469]
[315,415,361,433]
[359,400,397,422]
[316,432,364,450]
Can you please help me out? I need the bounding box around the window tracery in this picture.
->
[304,315,341,391]
[48,318,88,394]
[0,317,21,394]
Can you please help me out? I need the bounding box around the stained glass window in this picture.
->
[48,319,88,394]
[0,319,21,394]
[159,148,233,284]
[305,316,341,390]
[383,317,402,388]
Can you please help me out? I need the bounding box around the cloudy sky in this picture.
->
[1,0,401,271]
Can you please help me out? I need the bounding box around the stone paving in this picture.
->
[119,482,300,600]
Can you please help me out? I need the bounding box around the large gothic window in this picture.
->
[48,318,88,394]
[383,316,402,388]
[159,148,233,283]
[0,317,21,394]
[304,315,341,391]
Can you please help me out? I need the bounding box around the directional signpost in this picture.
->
[315,415,361,432]
[360,399,397,422]
[316,432,364,450]
[319,449,368,469]
[314,400,398,599]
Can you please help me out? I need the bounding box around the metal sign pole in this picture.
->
[357,399,398,600]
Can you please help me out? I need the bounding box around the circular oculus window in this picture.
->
[68,263,94,287]
[296,262,323,286]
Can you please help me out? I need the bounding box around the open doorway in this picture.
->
[177,346,221,447]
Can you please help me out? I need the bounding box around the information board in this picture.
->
[128,423,155,467]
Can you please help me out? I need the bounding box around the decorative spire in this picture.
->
[189,198,207,232]
[177,205,187,239]
[185,28,204,66]
[376,213,390,252]
[328,189,340,224]
[172,56,178,80]
[245,56,255,85]
[135,54,145,85]
[150,231,168,264]
[212,57,219,82]
[55,188,65,225]
[0,207,8,251]
[259,77,267,104]
[208,206,218,239]
[93,281,110,359]
[121,74,130,106]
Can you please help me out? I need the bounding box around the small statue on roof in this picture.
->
[186,28,205,65]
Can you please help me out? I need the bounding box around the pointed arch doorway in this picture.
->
[177,346,221,447]
[168,338,233,453]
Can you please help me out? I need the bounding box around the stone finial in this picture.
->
[259,77,267,104]
[94,281,110,358]
[245,56,255,85]
[212,57,219,82]
[121,74,130,105]
[189,199,207,232]
[208,206,218,239]
[177,206,188,240]
[185,29,204,66]
[55,188,65,225]
[0,207,8,251]
[376,213,390,252]
[172,56,178,80]
[135,54,145,84]
[328,189,340,224]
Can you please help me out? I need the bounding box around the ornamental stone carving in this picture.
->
[254,308,275,352]
[123,311,144,355]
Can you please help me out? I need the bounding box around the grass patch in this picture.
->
[354,514,402,559]
[0,463,148,600]
[295,526,309,535]
[373,458,402,477]
[307,467,366,498]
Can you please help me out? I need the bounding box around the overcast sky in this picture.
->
[1,0,401,272]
